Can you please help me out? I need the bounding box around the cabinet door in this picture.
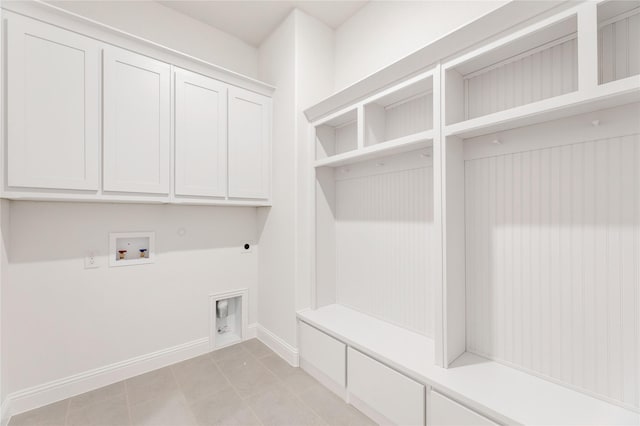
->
[299,322,346,387]
[430,391,497,426]
[175,69,227,197]
[348,348,425,425]
[228,87,271,199]
[103,47,170,194]
[6,15,100,191]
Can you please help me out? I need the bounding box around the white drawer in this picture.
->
[430,391,497,426]
[299,321,346,387]
[348,348,425,425]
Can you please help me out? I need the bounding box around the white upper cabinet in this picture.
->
[103,47,171,194]
[174,68,227,198]
[228,87,271,200]
[1,10,272,205]
[6,15,100,191]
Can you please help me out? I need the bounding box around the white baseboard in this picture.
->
[246,323,257,339]
[256,324,299,367]
[4,337,209,420]
[1,398,10,426]
[3,323,281,423]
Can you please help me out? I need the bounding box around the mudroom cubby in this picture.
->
[313,146,437,336]
[315,108,359,161]
[598,0,640,85]
[444,11,578,126]
[363,73,434,146]
[305,68,441,424]
[441,102,640,412]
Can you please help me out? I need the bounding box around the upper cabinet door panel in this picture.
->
[175,68,227,197]
[103,47,171,194]
[228,87,271,200]
[7,16,100,191]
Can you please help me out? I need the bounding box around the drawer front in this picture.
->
[299,322,346,387]
[430,391,497,426]
[348,348,425,425]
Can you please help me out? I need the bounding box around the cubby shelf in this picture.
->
[314,130,434,168]
[444,76,640,139]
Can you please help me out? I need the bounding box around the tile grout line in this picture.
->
[168,361,200,426]
[63,396,72,426]
[123,380,134,426]
[211,343,265,426]
[251,345,332,425]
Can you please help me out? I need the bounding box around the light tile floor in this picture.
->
[8,339,375,426]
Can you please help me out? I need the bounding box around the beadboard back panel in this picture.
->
[465,134,640,409]
[335,165,435,336]
[465,38,577,120]
[385,93,434,141]
[599,10,640,84]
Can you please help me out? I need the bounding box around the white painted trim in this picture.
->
[3,337,209,419]
[256,325,299,367]
[442,5,579,71]
[598,6,640,29]
[462,32,577,79]
[0,191,272,206]
[1,399,10,426]
[364,69,435,107]
[246,323,258,340]
[209,288,249,351]
[314,130,434,169]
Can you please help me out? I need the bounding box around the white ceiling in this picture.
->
[157,1,368,46]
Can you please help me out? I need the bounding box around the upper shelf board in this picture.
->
[444,75,640,139]
[315,130,434,168]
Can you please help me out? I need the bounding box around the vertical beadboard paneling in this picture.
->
[465,38,577,120]
[384,93,434,140]
[335,166,435,336]
[599,11,640,84]
[465,135,640,409]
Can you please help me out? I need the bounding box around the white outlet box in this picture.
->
[84,251,99,269]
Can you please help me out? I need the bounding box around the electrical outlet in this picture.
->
[84,251,100,269]
[241,243,253,254]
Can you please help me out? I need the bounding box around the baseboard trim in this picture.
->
[4,337,209,419]
[1,398,10,426]
[3,323,276,422]
[256,325,299,367]
[246,323,257,339]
